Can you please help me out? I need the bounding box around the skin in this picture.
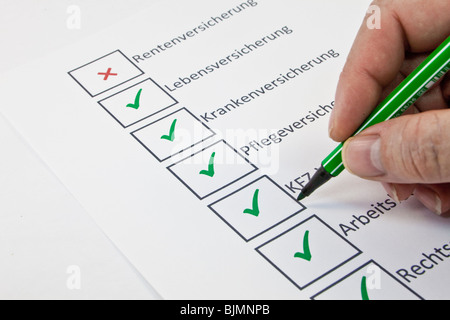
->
[329,0,450,216]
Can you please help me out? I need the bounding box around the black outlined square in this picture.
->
[98,78,178,128]
[131,107,215,162]
[256,215,361,290]
[68,50,144,97]
[311,260,424,300]
[208,175,306,242]
[167,140,258,200]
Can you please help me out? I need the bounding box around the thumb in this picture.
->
[342,109,450,184]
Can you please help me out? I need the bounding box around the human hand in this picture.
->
[329,0,450,215]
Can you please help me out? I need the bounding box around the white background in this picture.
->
[0,0,161,299]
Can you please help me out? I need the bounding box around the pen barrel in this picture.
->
[323,36,450,178]
[354,36,450,137]
[323,143,345,176]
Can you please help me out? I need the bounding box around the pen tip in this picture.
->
[297,192,306,201]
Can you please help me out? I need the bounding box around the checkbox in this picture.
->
[131,108,216,162]
[311,261,423,300]
[256,215,361,290]
[209,176,306,242]
[98,78,178,128]
[68,50,144,97]
[167,140,258,200]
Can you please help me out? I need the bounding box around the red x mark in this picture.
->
[98,68,118,80]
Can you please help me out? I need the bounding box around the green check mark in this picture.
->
[199,152,215,177]
[294,230,312,261]
[243,189,260,217]
[126,88,142,110]
[161,119,177,142]
[361,276,370,300]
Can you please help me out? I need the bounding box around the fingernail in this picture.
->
[382,182,400,203]
[342,135,385,177]
[329,83,343,138]
[328,117,335,138]
[414,186,442,215]
[328,107,337,138]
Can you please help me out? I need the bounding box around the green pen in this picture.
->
[298,36,450,201]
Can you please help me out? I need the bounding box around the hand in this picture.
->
[329,0,450,216]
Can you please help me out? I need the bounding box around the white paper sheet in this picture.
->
[1,0,449,300]
[0,113,159,300]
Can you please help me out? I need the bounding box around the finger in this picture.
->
[342,109,450,184]
[329,3,406,141]
[377,52,449,115]
[382,182,415,202]
[329,0,450,142]
[382,181,450,216]
[414,83,450,112]
[398,53,450,112]
[414,184,450,216]
[442,72,450,105]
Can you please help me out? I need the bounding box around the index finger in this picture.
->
[328,0,450,142]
